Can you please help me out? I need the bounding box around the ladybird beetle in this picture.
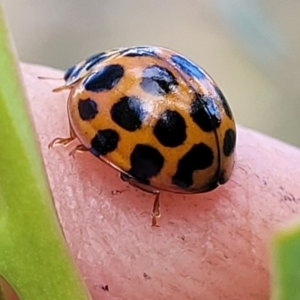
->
[49,46,236,226]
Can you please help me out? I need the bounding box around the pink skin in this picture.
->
[23,63,300,300]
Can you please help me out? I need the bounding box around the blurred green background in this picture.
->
[2,0,300,147]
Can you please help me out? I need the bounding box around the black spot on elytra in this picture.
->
[214,85,233,120]
[83,64,124,92]
[78,99,98,120]
[111,96,145,131]
[84,52,107,71]
[140,65,177,96]
[190,93,221,132]
[121,46,157,57]
[171,54,205,80]
[64,65,76,81]
[128,144,164,184]
[90,129,119,157]
[153,110,186,147]
[218,170,226,185]
[223,129,236,156]
[172,143,214,188]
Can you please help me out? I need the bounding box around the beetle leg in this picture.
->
[48,122,76,148]
[69,144,88,157]
[151,192,161,227]
[120,173,161,227]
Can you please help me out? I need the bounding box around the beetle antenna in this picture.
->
[37,76,70,92]
[37,76,64,80]
[52,85,70,92]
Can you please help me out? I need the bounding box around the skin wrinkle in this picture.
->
[22,63,300,300]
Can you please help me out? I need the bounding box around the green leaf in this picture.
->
[271,221,300,300]
[0,3,91,300]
